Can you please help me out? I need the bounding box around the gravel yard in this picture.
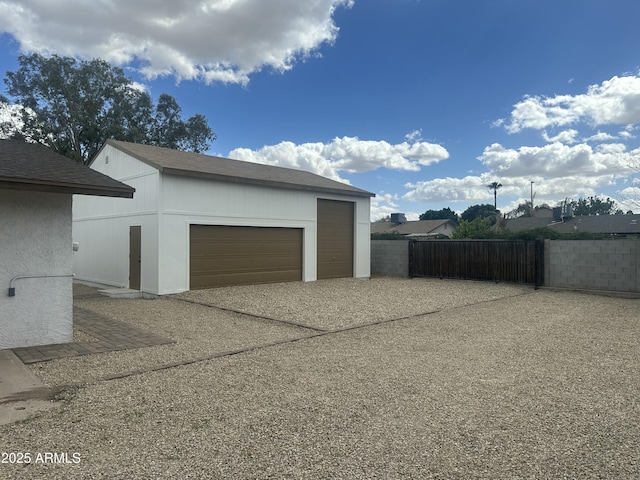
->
[1,278,639,479]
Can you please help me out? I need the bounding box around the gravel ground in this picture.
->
[176,277,532,330]
[1,278,639,479]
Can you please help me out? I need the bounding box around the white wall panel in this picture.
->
[162,175,313,220]
[354,197,372,278]
[73,214,159,293]
[92,144,158,180]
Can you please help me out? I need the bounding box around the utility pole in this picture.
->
[530,181,535,211]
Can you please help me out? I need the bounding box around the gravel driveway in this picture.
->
[1,278,639,479]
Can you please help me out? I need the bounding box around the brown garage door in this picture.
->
[190,225,302,289]
[317,199,354,279]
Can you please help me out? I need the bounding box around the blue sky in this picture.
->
[1,0,640,219]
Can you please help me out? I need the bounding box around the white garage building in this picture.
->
[73,140,374,295]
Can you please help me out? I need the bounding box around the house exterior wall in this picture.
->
[73,146,371,295]
[434,223,454,238]
[73,144,160,291]
[544,239,639,293]
[0,190,73,349]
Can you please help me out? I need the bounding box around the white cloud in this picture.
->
[228,136,449,182]
[402,141,640,206]
[403,175,500,203]
[402,172,615,207]
[502,74,640,133]
[478,142,636,178]
[370,193,400,221]
[542,129,579,144]
[584,131,617,143]
[404,129,423,143]
[619,125,637,139]
[0,0,354,85]
[617,186,640,210]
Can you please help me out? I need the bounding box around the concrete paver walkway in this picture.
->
[11,307,176,364]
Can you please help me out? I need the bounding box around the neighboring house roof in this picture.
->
[548,214,640,235]
[371,219,457,235]
[502,215,550,232]
[504,214,640,235]
[102,140,375,198]
[0,139,135,198]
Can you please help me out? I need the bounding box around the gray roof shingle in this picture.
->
[0,140,134,198]
[104,140,375,198]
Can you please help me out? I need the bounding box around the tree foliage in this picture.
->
[460,203,500,223]
[2,54,215,164]
[419,207,459,223]
[487,181,502,209]
[570,196,623,216]
[451,224,610,240]
[451,217,493,239]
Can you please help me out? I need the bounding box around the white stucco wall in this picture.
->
[0,189,73,349]
[73,145,372,295]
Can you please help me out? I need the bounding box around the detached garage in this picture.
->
[73,140,374,295]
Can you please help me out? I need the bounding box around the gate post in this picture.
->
[408,240,415,278]
[533,237,544,289]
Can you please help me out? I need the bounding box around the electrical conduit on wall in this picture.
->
[8,274,75,297]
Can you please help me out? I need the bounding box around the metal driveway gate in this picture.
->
[409,239,544,286]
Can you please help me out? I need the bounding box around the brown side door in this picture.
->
[317,199,354,279]
[129,225,141,290]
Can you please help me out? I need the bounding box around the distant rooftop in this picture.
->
[504,212,640,236]
[371,219,457,236]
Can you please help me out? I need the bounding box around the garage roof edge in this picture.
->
[103,140,375,198]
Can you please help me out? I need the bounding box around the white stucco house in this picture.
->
[73,140,375,295]
[0,140,134,350]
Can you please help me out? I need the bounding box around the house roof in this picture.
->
[371,219,456,235]
[502,215,551,232]
[0,139,135,198]
[103,140,375,198]
[504,214,640,235]
[548,214,640,235]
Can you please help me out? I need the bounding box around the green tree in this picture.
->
[451,217,494,239]
[487,181,502,209]
[570,196,623,216]
[2,53,216,164]
[419,207,459,223]
[460,203,500,223]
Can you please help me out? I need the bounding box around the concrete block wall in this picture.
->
[545,239,639,293]
[371,240,409,277]
[372,238,640,294]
